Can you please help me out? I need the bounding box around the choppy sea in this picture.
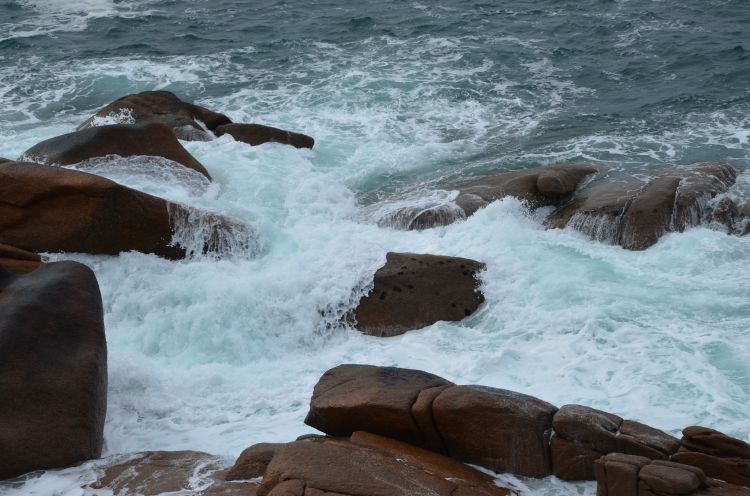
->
[1,1,749,494]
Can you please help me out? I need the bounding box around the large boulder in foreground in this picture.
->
[0,262,106,479]
[305,364,557,478]
[0,243,42,274]
[548,162,739,250]
[22,122,212,179]
[216,123,315,149]
[353,252,485,337]
[0,162,252,259]
[672,426,750,487]
[77,90,231,141]
[256,432,511,496]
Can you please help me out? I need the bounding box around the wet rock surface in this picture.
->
[22,122,212,179]
[0,243,42,274]
[0,262,106,479]
[216,123,315,149]
[353,252,485,336]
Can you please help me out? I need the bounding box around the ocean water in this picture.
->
[1,1,749,494]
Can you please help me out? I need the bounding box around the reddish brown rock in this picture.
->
[673,428,750,489]
[256,433,511,496]
[22,122,211,179]
[672,452,750,488]
[77,91,232,140]
[0,262,106,479]
[639,462,704,495]
[595,453,652,496]
[618,420,680,459]
[551,435,604,481]
[432,385,558,477]
[226,443,286,481]
[304,364,452,450]
[681,427,750,460]
[353,252,485,337]
[88,451,258,495]
[0,162,248,259]
[548,162,738,250]
[0,243,42,274]
[215,123,314,149]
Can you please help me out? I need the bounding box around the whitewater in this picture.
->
[0,0,749,494]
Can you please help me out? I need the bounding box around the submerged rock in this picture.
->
[255,432,511,496]
[0,162,252,259]
[0,262,106,479]
[22,122,212,180]
[77,90,232,141]
[548,161,739,250]
[0,243,42,274]
[216,123,315,149]
[353,252,485,336]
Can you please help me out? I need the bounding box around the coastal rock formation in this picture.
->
[0,262,106,479]
[216,123,315,149]
[77,90,232,141]
[88,451,258,495]
[671,426,750,487]
[226,443,286,481]
[595,454,750,496]
[353,252,485,336]
[256,432,511,496]
[0,162,252,259]
[0,243,42,274]
[547,162,739,250]
[22,122,212,179]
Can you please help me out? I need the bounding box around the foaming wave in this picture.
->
[168,203,258,259]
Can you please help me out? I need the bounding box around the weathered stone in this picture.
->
[551,435,603,481]
[353,252,485,337]
[78,91,231,140]
[304,364,452,449]
[226,443,286,481]
[672,451,750,488]
[0,262,106,479]
[639,462,703,495]
[88,451,258,495]
[411,385,452,454]
[553,404,623,451]
[215,123,314,149]
[681,427,750,460]
[22,122,211,179]
[595,453,651,496]
[618,420,680,459]
[432,385,557,477]
[0,243,42,274]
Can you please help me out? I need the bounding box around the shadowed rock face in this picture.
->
[22,122,212,180]
[0,243,42,274]
[77,90,232,141]
[671,426,750,487]
[255,433,511,496]
[216,123,315,149]
[548,161,739,250]
[0,262,106,479]
[353,252,485,337]
[0,162,250,259]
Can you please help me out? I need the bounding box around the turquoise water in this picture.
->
[0,1,749,494]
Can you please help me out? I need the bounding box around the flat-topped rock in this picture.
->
[0,162,251,259]
[216,123,315,149]
[77,90,231,141]
[0,262,106,479]
[353,252,485,336]
[22,122,211,179]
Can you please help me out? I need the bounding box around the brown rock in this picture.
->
[304,364,452,450]
[0,162,249,259]
[672,451,750,488]
[553,404,623,452]
[22,122,211,179]
[618,420,681,459]
[411,385,452,454]
[0,262,106,479]
[88,450,258,495]
[432,384,557,477]
[216,123,314,149]
[595,453,652,496]
[0,243,42,274]
[226,443,286,481]
[681,427,750,460]
[700,480,750,495]
[256,434,510,496]
[353,252,485,337]
[639,462,703,495]
[551,435,604,481]
[77,90,231,140]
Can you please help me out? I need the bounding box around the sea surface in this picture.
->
[1,1,749,494]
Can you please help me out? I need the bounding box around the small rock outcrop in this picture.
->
[216,123,315,149]
[22,122,212,179]
[77,90,231,141]
[226,442,286,481]
[0,262,106,479]
[353,252,485,337]
[256,432,511,496]
[548,162,739,250]
[672,426,750,487]
[0,243,42,274]
[0,162,251,259]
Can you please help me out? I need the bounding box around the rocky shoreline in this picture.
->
[0,92,748,495]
